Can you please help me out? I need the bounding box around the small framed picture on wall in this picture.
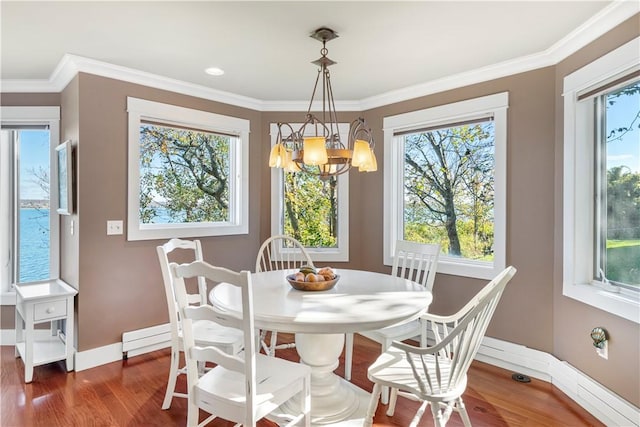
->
[56,140,73,215]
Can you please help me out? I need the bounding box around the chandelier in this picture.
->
[268,27,377,178]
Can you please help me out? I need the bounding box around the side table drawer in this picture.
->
[34,299,67,321]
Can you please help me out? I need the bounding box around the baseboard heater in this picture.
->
[122,323,171,359]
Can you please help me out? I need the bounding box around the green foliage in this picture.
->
[138,124,230,223]
[403,122,495,260]
[607,166,640,240]
[283,172,337,248]
[606,82,639,144]
[606,245,640,286]
[607,239,640,249]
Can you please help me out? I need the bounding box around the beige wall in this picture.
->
[69,74,263,350]
[1,14,638,406]
[362,67,557,354]
[552,14,640,406]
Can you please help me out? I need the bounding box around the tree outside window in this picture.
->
[138,123,230,224]
[403,120,495,261]
[283,172,338,248]
[269,122,349,262]
[384,92,507,280]
[127,97,249,241]
[599,80,640,288]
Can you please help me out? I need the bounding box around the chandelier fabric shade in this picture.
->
[268,27,377,179]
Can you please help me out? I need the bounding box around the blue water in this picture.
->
[19,208,50,282]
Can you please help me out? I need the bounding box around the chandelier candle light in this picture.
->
[269,27,377,178]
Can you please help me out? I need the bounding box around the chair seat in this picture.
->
[367,346,467,403]
[195,352,311,419]
[360,319,420,343]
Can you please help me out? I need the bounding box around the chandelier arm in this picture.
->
[349,118,374,148]
[277,122,299,150]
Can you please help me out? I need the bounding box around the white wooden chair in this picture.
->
[364,266,517,427]
[157,238,244,410]
[344,240,439,404]
[255,235,314,356]
[172,260,311,427]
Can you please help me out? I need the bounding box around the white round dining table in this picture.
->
[209,268,432,426]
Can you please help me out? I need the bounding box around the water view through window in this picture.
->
[18,129,51,282]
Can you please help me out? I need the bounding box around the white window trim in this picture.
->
[562,36,640,324]
[1,106,61,305]
[383,92,508,280]
[127,97,249,241]
[269,123,349,262]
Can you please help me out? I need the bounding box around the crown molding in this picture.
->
[260,100,363,112]
[1,1,637,112]
[360,0,639,110]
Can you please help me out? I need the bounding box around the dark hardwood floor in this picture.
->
[1,334,603,426]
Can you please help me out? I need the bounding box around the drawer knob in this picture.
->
[46,307,55,314]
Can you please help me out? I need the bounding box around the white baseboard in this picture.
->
[476,336,640,427]
[74,341,171,372]
[2,326,639,425]
[75,323,172,371]
[75,342,123,372]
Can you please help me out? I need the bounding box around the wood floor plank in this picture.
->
[1,333,604,426]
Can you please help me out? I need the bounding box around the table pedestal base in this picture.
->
[276,333,371,425]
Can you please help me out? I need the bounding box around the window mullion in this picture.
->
[594,95,607,282]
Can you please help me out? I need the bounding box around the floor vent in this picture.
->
[512,373,532,383]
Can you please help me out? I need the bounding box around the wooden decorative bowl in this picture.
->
[286,274,340,291]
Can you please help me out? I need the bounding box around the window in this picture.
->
[127,97,249,241]
[269,123,349,262]
[1,107,60,304]
[563,36,640,323]
[384,93,508,280]
[595,80,640,290]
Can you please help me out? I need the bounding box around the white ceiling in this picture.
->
[0,1,635,105]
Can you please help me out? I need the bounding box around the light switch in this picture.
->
[107,220,123,235]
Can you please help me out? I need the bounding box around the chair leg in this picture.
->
[269,331,278,357]
[256,329,263,353]
[386,387,398,416]
[456,397,472,427]
[161,347,180,409]
[364,383,382,427]
[430,402,446,427]
[259,330,270,354]
[410,401,430,427]
[379,338,392,404]
[344,333,353,381]
[186,394,199,427]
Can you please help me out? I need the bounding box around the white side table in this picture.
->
[14,280,78,383]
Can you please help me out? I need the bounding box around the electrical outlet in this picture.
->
[106,220,123,235]
[596,341,608,359]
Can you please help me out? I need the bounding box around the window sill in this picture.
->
[563,282,640,324]
[383,256,504,281]
[437,258,504,281]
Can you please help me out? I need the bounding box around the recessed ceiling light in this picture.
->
[205,67,224,76]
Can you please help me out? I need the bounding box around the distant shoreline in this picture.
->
[20,200,49,209]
